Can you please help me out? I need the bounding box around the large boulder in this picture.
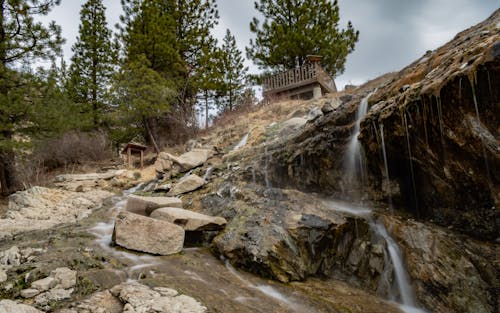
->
[155,149,214,174]
[150,207,226,231]
[112,211,184,255]
[167,174,205,196]
[126,194,183,216]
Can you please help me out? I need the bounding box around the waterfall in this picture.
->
[233,133,249,151]
[344,91,376,197]
[379,123,393,210]
[324,200,427,313]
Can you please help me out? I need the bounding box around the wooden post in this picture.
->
[127,147,132,168]
[140,150,144,169]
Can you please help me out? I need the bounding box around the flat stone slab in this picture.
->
[167,174,205,196]
[150,207,227,231]
[55,170,126,182]
[112,211,184,255]
[126,195,183,216]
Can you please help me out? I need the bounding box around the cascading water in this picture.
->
[334,90,427,313]
[379,123,393,210]
[344,91,376,198]
[233,133,249,151]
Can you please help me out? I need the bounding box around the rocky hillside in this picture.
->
[0,9,498,313]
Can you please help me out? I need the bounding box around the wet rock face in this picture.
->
[359,14,500,240]
[257,10,499,241]
[209,187,388,292]
[383,216,499,313]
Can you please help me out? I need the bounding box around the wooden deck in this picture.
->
[262,60,337,100]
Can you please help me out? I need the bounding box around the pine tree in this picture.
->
[163,0,219,108]
[219,29,248,111]
[110,54,176,153]
[195,42,223,128]
[247,0,359,77]
[119,0,183,80]
[68,0,116,127]
[0,0,63,195]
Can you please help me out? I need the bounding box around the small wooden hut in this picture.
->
[121,143,147,168]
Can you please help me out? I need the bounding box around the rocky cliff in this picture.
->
[260,9,499,241]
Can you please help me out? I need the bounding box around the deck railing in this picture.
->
[262,62,335,94]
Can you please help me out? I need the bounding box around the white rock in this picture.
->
[51,267,77,289]
[167,174,205,196]
[55,170,126,182]
[34,288,74,306]
[113,211,185,255]
[157,149,214,173]
[20,288,40,298]
[150,207,226,231]
[0,246,21,266]
[110,281,207,313]
[0,268,6,283]
[0,300,42,313]
[0,187,112,240]
[126,195,183,216]
[31,277,56,292]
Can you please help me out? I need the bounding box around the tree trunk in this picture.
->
[0,132,20,196]
[143,117,160,154]
[205,90,209,129]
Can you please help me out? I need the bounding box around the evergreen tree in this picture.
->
[163,0,219,108]
[247,0,359,77]
[119,0,183,80]
[110,54,175,153]
[68,0,116,127]
[195,42,223,128]
[0,0,63,195]
[219,29,248,111]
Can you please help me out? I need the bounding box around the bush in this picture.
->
[16,131,115,188]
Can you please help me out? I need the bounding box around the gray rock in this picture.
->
[54,170,125,182]
[307,107,323,122]
[20,288,40,298]
[35,288,74,306]
[154,183,172,192]
[167,174,205,196]
[0,268,7,283]
[0,246,21,266]
[0,300,42,313]
[31,277,56,292]
[156,149,214,174]
[51,267,76,289]
[113,211,185,255]
[110,281,207,313]
[126,194,183,216]
[150,207,226,231]
[279,118,307,137]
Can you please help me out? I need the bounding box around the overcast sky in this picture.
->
[41,0,499,90]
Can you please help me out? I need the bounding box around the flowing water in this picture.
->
[345,91,375,190]
[403,112,419,217]
[324,200,426,313]
[233,133,249,151]
[336,92,427,313]
[85,184,338,313]
[379,123,393,210]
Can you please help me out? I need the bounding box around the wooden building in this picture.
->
[121,143,147,168]
[262,55,337,100]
